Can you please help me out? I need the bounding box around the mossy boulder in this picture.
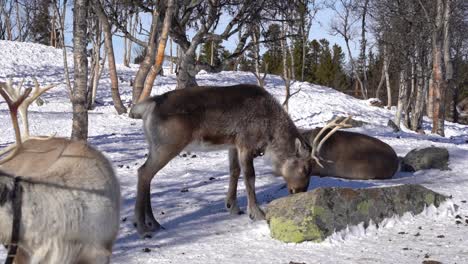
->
[402,147,450,172]
[266,185,447,243]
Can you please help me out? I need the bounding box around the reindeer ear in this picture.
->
[295,138,309,158]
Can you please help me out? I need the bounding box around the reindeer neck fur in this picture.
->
[266,110,303,162]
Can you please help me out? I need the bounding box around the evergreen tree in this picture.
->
[199,41,225,67]
[315,39,334,87]
[262,24,282,75]
[331,44,349,90]
[306,39,321,83]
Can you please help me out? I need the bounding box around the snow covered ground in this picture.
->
[1,40,468,264]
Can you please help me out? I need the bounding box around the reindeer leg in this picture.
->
[238,148,265,221]
[134,143,186,237]
[225,148,242,215]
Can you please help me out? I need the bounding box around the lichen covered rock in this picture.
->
[266,185,447,243]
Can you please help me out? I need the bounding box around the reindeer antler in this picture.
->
[311,116,353,168]
[0,84,32,164]
[0,79,57,164]
[19,78,58,138]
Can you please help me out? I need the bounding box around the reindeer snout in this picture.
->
[288,188,300,194]
[288,186,308,194]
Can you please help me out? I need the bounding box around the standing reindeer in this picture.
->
[270,117,399,182]
[0,80,121,264]
[130,84,313,236]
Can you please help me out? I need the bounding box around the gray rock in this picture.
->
[265,185,447,243]
[402,147,450,172]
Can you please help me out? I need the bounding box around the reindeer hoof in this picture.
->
[226,201,242,216]
[135,219,162,237]
[248,207,266,221]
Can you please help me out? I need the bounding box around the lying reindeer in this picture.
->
[0,80,121,264]
[271,117,399,181]
[130,84,313,236]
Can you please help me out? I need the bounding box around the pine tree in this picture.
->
[262,24,282,75]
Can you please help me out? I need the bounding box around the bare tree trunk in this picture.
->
[252,27,267,88]
[87,18,102,110]
[52,0,72,96]
[170,37,174,74]
[375,64,385,100]
[404,55,416,128]
[175,43,180,73]
[383,45,392,107]
[132,8,160,103]
[345,36,366,99]
[301,29,308,82]
[71,0,89,141]
[281,20,291,112]
[430,0,449,136]
[359,0,369,99]
[50,10,57,47]
[15,0,21,41]
[93,0,127,114]
[210,40,214,66]
[394,69,407,129]
[0,3,13,40]
[411,57,426,132]
[288,25,295,80]
[440,0,453,134]
[140,0,175,101]
[176,50,199,89]
[123,11,136,67]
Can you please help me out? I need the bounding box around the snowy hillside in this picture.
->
[1,40,468,264]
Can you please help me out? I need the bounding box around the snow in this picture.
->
[1,40,468,263]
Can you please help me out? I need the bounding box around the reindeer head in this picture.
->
[280,138,312,194]
[281,116,353,194]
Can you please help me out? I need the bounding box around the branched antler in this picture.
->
[311,116,353,168]
[0,79,57,164]
[20,78,58,137]
[0,84,32,164]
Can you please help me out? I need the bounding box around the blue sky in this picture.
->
[64,7,361,64]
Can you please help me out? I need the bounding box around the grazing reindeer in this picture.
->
[0,80,121,264]
[130,84,313,236]
[294,117,399,181]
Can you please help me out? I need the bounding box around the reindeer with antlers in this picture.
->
[0,80,120,264]
[276,116,399,181]
[130,84,314,236]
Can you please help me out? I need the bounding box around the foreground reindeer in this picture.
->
[274,117,399,180]
[130,84,313,236]
[0,80,120,263]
